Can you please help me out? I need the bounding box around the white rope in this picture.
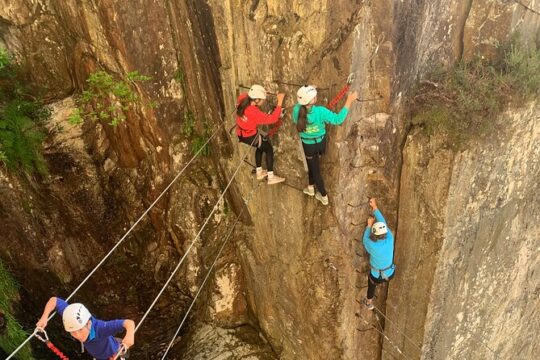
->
[159,182,260,359]
[4,332,36,360]
[372,304,424,354]
[357,313,412,360]
[5,122,224,360]
[110,136,256,360]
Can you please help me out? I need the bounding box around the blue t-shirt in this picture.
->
[362,209,395,278]
[56,298,125,360]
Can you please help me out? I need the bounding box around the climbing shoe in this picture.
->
[303,186,315,196]
[256,169,268,180]
[267,174,285,185]
[363,298,374,311]
[315,192,329,205]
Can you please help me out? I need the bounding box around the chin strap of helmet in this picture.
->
[34,328,70,360]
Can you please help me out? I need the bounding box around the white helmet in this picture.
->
[297,85,317,105]
[62,303,91,332]
[248,84,267,100]
[372,222,388,236]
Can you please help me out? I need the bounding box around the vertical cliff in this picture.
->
[0,0,539,359]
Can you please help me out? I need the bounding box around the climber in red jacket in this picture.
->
[236,84,286,185]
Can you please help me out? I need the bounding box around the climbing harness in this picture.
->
[159,182,262,359]
[371,264,396,281]
[34,328,70,360]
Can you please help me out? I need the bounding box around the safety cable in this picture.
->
[371,304,423,354]
[6,121,225,360]
[356,313,412,360]
[110,135,257,360]
[159,182,262,359]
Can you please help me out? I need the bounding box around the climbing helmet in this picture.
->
[297,85,317,105]
[372,222,388,236]
[248,84,267,100]
[62,303,91,332]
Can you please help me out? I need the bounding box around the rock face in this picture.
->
[1,0,539,359]
[388,104,540,360]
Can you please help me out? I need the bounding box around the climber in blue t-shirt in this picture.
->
[361,198,396,310]
[36,297,135,359]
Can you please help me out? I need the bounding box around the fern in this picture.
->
[0,99,48,175]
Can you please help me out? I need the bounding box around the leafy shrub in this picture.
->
[410,40,540,149]
[69,70,152,126]
[0,46,49,175]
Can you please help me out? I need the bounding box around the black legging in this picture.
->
[367,271,395,299]
[302,137,327,196]
[239,134,274,171]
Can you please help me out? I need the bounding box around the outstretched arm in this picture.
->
[36,297,58,329]
[247,93,285,125]
[369,198,387,224]
[122,320,135,349]
[322,91,358,125]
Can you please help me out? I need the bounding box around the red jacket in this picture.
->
[236,93,282,137]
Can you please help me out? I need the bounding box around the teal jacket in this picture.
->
[362,209,395,279]
[292,104,349,144]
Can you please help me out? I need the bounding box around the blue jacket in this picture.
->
[362,209,395,278]
[56,298,125,360]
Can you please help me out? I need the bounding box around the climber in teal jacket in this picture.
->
[292,85,358,205]
[362,198,395,310]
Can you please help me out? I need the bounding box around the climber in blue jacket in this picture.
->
[36,297,135,359]
[362,198,395,310]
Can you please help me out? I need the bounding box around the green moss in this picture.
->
[410,38,540,149]
[0,261,34,360]
[182,110,195,137]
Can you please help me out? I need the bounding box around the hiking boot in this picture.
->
[363,298,374,311]
[256,169,268,180]
[267,174,285,185]
[303,186,315,196]
[315,192,329,205]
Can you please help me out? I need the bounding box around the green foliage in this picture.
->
[191,135,211,156]
[0,46,49,175]
[74,70,152,126]
[410,40,540,149]
[0,260,34,360]
[182,110,195,137]
[67,108,83,126]
[0,100,48,175]
[174,68,185,84]
[191,117,212,156]
[0,47,10,72]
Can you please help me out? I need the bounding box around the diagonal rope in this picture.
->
[372,304,424,355]
[6,122,225,360]
[159,182,262,359]
[357,313,412,360]
[110,135,257,360]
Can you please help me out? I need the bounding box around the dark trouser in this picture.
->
[302,137,327,196]
[367,271,395,299]
[239,134,274,171]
